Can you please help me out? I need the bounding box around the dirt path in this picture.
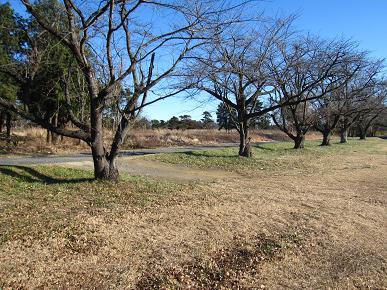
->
[0,143,255,182]
[59,157,239,182]
[0,142,249,165]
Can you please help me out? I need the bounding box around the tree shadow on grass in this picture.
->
[180,151,235,158]
[0,165,93,184]
[254,145,276,151]
[254,144,296,152]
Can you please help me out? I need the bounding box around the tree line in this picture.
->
[132,107,270,130]
[0,0,386,179]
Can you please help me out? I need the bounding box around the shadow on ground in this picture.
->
[0,165,93,184]
[179,151,230,158]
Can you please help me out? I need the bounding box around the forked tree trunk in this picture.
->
[90,127,120,180]
[238,122,251,157]
[89,93,121,180]
[339,128,348,143]
[293,133,305,149]
[91,145,119,180]
[321,130,331,146]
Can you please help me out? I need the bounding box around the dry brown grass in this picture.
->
[0,139,386,289]
[121,128,291,149]
[1,127,322,154]
[0,127,89,155]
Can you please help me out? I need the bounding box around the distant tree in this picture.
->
[188,18,352,156]
[270,36,362,148]
[179,115,192,122]
[335,60,385,143]
[369,109,387,136]
[216,103,236,131]
[313,55,384,146]
[201,111,212,123]
[167,116,180,129]
[179,115,199,129]
[201,111,215,129]
[251,114,271,130]
[151,120,161,129]
[133,117,152,130]
[159,120,167,129]
[355,88,386,139]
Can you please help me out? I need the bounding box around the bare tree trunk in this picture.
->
[46,129,51,144]
[359,130,367,140]
[340,128,348,143]
[60,123,65,142]
[321,130,331,146]
[238,121,251,157]
[90,144,119,180]
[51,114,59,145]
[6,112,11,143]
[293,133,305,149]
[90,96,119,180]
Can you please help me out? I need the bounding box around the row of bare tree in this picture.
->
[0,0,385,179]
[185,18,386,154]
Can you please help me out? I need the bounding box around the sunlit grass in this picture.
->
[148,138,386,173]
[0,165,189,244]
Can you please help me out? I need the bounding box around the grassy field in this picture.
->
[0,138,386,289]
[149,138,387,174]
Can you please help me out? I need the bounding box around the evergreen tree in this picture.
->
[201,111,215,128]
[0,3,23,140]
[216,103,236,131]
[167,116,180,129]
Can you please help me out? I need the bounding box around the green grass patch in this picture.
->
[148,138,386,173]
[0,165,189,244]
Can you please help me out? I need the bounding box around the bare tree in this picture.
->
[313,53,383,145]
[269,36,354,149]
[336,60,385,143]
[355,84,386,139]
[187,18,294,157]
[0,0,248,179]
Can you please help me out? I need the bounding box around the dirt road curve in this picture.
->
[0,142,239,166]
[0,142,250,166]
[0,142,252,166]
[0,142,258,181]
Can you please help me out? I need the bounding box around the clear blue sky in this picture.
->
[146,0,387,121]
[6,0,387,121]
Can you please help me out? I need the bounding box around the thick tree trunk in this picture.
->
[89,91,120,180]
[339,128,348,143]
[359,130,367,140]
[6,112,11,143]
[91,145,119,180]
[238,122,251,157]
[321,130,331,146]
[293,133,305,149]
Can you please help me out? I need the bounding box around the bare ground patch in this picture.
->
[57,157,240,182]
